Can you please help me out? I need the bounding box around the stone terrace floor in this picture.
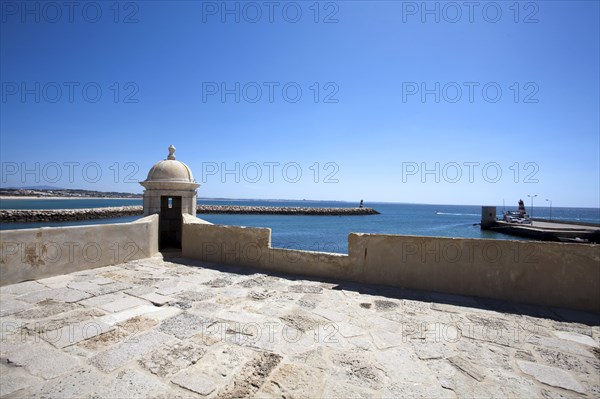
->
[1,255,599,398]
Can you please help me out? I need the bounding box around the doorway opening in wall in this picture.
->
[159,196,182,250]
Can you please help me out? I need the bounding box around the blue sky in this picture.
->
[1,1,599,207]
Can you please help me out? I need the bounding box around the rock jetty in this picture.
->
[0,205,379,223]
[0,206,144,223]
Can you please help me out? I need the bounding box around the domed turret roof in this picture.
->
[144,145,195,182]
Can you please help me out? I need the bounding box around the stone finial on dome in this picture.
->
[167,145,176,160]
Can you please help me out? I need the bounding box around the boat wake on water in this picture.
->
[434,212,479,216]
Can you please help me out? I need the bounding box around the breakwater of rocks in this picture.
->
[0,206,144,223]
[0,205,380,223]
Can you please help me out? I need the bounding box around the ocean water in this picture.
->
[1,198,599,254]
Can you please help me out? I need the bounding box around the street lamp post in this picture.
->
[527,194,538,219]
[546,199,552,221]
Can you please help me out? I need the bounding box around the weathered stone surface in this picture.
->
[77,327,131,352]
[321,380,376,398]
[158,312,215,339]
[412,341,452,360]
[78,291,128,308]
[139,341,207,377]
[289,284,323,294]
[139,292,174,306]
[0,298,32,317]
[98,304,162,325]
[14,289,53,303]
[156,285,183,296]
[0,256,597,398]
[517,360,586,394]
[5,343,81,379]
[312,306,347,322]
[381,381,456,399]
[171,370,217,395]
[528,335,597,359]
[99,295,147,312]
[67,280,100,292]
[257,363,326,398]
[90,277,115,285]
[280,310,325,332]
[330,351,387,390]
[90,330,173,372]
[249,289,275,301]
[37,274,74,289]
[554,330,599,347]
[216,351,282,398]
[11,299,79,319]
[1,281,46,296]
[205,277,234,288]
[44,320,112,348]
[371,329,403,350]
[448,355,486,382]
[83,281,131,296]
[116,315,159,334]
[336,322,366,338]
[15,367,109,398]
[91,369,172,398]
[374,299,400,311]
[175,290,215,302]
[535,346,594,375]
[0,361,44,397]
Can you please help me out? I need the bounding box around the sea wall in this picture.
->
[0,214,159,286]
[0,205,379,223]
[182,216,600,313]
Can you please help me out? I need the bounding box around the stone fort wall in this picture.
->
[1,214,598,312]
[181,215,600,313]
[0,215,158,285]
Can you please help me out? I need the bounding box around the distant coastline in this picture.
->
[0,188,142,199]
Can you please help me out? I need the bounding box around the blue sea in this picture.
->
[1,198,599,254]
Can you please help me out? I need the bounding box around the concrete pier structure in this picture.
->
[481,207,600,243]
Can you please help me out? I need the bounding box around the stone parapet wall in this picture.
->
[182,216,600,313]
[0,215,159,285]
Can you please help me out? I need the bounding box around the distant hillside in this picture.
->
[0,188,142,199]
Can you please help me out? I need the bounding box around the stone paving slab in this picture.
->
[517,360,587,394]
[3,343,81,379]
[98,295,147,313]
[139,292,174,306]
[0,256,599,398]
[44,320,113,349]
[0,362,44,397]
[0,298,32,317]
[17,287,92,304]
[97,305,163,326]
[89,330,175,373]
[0,281,47,296]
